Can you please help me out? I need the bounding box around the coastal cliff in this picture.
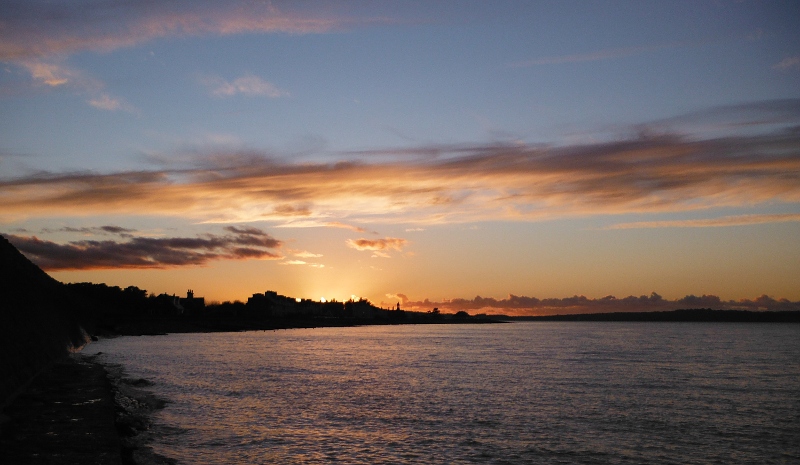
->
[0,235,88,407]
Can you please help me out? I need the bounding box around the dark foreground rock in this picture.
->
[0,354,175,465]
[0,355,122,465]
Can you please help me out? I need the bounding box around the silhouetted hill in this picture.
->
[0,235,87,407]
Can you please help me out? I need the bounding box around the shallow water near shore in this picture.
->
[85,322,800,464]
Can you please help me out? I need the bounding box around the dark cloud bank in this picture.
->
[398,292,800,315]
[5,226,281,270]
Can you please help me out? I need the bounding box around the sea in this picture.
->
[84,322,800,464]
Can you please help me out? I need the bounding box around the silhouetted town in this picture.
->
[55,282,490,337]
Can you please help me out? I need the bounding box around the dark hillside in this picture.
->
[0,235,88,407]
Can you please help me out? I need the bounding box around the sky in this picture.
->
[1,0,799,315]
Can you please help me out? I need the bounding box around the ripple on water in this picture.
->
[84,323,800,465]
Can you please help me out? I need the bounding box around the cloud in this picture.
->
[0,1,372,61]
[773,55,800,71]
[204,74,289,98]
[1,101,799,225]
[88,93,134,111]
[17,59,135,111]
[279,257,324,268]
[385,293,410,305]
[347,237,408,252]
[41,225,136,237]
[509,41,685,68]
[275,221,368,232]
[638,99,800,136]
[391,292,800,316]
[606,213,800,229]
[19,60,76,86]
[294,250,322,258]
[1,1,371,110]
[4,227,282,270]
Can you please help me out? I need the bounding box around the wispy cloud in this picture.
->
[347,237,407,258]
[88,93,134,112]
[5,226,282,270]
[279,258,324,268]
[1,101,799,225]
[19,60,76,86]
[392,292,800,316]
[40,225,136,237]
[17,59,134,111]
[606,213,800,230]
[773,55,800,71]
[293,250,322,258]
[509,41,684,68]
[0,1,371,61]
[1,1,370,109]
[203,74,289,98]
[275,221,368,233]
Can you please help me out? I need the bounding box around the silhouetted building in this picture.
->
[180,289,205,314]
[247,290,305,317]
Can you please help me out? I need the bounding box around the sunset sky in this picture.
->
[1,1,799,314]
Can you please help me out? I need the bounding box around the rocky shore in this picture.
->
[0,353,175,465]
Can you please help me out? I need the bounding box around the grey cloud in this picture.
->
[396,292,800,315]
[5,227,282,270]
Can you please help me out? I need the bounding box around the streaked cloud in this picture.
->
[606,213,800,230]
[773,55,800,71]
[346,237,408,252]
[88,93,135,112]
[204,74,289,98]
[293,250,323,258]
[275,221,368,233]
[0,1,370,61]
[392,292,800,316]
[19,60,76,86]
[1,1,367,110]
[509,41,683,68]
[40,225,136,237]
[5,226,282,270]
[18,59,134,111]
[1,103,799,226]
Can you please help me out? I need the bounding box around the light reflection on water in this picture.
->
[86,323,800,464]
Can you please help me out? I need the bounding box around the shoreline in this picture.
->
[96,314,504,337]
[0,353,176,465]
[0,354,123,464]
[1,322,498,465]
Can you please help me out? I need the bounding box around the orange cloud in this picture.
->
[346,237,408,252]
[606,213,800,229]
[1,112,799,225]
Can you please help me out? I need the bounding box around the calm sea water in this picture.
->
[85,323,800,464]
